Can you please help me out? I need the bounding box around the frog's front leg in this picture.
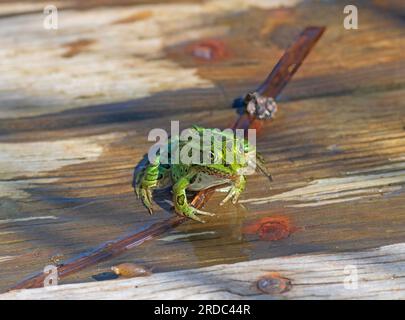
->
[134,157,162,214]
[220,175,246,206]
[173,173,215,223]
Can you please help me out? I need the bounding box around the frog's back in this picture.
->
[170,163,191,183]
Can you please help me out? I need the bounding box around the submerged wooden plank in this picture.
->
[8,25,325,291]
[2,242,405,299]
[0,0,405,295]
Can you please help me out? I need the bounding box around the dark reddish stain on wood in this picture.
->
[62,39,97,58]
[187,39,228,61]
[243,216,297,241]
[111,10,153,24]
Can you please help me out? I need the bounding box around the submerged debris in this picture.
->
[244,92,278,120]
[49,253,64,266]
[111,263,152,278]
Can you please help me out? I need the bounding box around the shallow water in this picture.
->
[1,0,405,293]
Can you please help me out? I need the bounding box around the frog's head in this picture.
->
[237,140,272,181]
[235,141,256,175]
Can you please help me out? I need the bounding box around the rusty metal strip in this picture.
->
[233,26,325,132]
[257,26,325,97]
[9,26,325,291]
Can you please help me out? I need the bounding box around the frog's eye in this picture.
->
[210,151,221,164]
[243,142,250,153]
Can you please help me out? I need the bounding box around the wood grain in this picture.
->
[0,0,404,296]
[8,25,325,291]
[2,242,405,299]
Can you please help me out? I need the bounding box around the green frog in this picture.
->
[134,126,271,222]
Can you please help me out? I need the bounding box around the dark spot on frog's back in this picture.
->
[177,194,185,206]
[189,175,197,184]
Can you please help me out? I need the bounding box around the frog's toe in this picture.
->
[134,184,140,198]
[187,213,205,223]
[231,192,241,204]
[220,188,241,206]
[179,206,215,223]
[194,208,215,216]
[220,191,234,206]
[139,188,154,214]
[146,204,154,215]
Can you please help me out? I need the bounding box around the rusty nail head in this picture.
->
[257,273,292,295]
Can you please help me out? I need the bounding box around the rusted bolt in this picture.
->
[257,273,292,295]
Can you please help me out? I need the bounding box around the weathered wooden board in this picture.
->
[0,0,405,296]
[2,242,405,300]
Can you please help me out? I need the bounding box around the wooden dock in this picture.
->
[2,243,405,299]
[0,0,404,299]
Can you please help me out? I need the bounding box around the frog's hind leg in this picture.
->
[173,173,215,223]
[220,175,246,206]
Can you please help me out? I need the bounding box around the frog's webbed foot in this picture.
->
[173,174,215,223]
[220,175,246,206]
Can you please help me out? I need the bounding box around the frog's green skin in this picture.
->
[134,126,271,222]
